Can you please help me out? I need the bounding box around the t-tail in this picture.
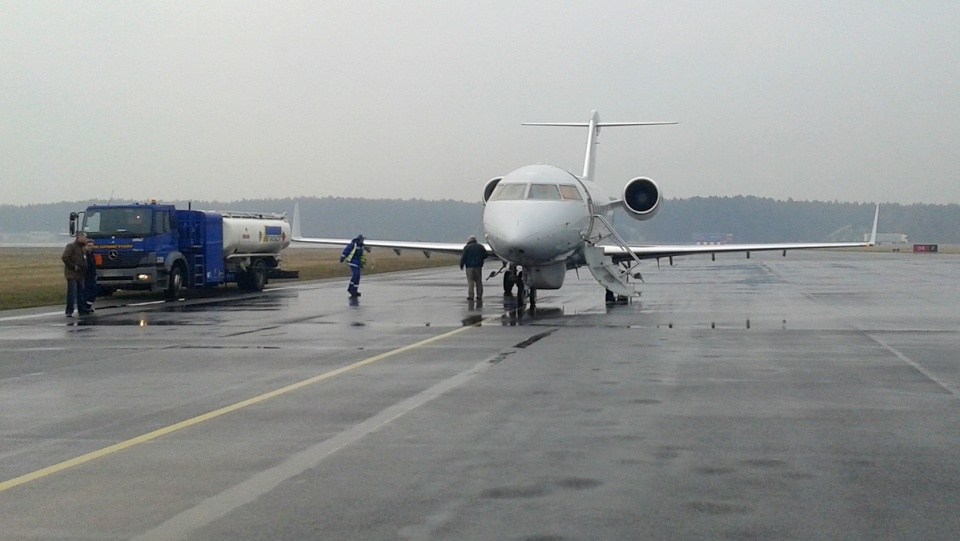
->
[521,109,677,181]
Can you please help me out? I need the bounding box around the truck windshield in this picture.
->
[83,208,154,239]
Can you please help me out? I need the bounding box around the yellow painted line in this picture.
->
[0,318,498,494]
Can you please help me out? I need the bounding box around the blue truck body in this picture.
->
[72,203,292,298]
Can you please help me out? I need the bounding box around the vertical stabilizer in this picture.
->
[583,110,602,180]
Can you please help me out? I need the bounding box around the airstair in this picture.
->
[582,214,644,298]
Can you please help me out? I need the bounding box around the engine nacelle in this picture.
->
[482,177,503,205]
[621,177,661,221]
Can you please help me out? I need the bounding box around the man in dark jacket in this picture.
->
[340,235,367,297]
[61,233,89,317]
[459,235,488,301]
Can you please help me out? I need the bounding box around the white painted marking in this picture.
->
[131,358,496,541]
[0,311,61,323]
[866,332,958,396]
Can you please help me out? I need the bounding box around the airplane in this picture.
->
[292,109,878,305]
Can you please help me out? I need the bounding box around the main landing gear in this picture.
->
[605,289,629,305]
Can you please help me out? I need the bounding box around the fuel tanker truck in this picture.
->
[69,201,296,299]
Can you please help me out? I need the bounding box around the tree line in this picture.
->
[1,196,957,244]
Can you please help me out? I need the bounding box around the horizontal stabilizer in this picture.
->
[522,110,677,180]
[521,121,677,127]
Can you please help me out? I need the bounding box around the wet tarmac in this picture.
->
[1,251,958,540]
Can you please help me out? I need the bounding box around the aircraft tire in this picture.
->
[503,270,515,294]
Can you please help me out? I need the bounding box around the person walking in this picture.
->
[83,239,98,313]
[460,235,488,301]
[61,232,90,317]
[340,235,367,297]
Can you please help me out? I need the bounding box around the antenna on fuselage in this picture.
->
[522,109,677,181]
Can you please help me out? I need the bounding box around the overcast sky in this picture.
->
[2,1,959,206]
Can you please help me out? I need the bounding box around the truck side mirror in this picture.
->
[69,212,79,236]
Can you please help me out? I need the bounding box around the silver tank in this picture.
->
[219,212,292,256]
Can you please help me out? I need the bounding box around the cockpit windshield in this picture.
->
[528,184,562,200]
[83,208,153,239]
[490,183,528,201]
[558,185,583,200]
[489,183,583,201]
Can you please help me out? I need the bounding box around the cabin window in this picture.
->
[558,185,583,200]
[154,211,171,234]
[527,184,562,200]
[491,183,528,201]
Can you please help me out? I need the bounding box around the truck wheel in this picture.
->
[165,266,184,300]
[250,260,267,291]
[236,271,252,291]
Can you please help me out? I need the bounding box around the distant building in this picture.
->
[0,231,62,246]
[693,232,733,245]
[866,233,909,244]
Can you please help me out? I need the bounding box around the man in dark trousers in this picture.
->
[459,235,488,301]
[340,235,367,297]
[61,232,89,317]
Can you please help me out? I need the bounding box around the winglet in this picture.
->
[292,202,303,240]
[868,204,879,246]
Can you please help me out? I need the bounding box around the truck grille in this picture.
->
[98,251,148,269]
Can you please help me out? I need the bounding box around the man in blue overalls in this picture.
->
[340,235,367,297]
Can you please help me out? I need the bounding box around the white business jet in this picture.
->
[293,110,878,304]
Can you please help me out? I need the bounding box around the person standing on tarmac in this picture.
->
[83,239,98,313]
[460,235,488,301]
[61,232,89,317]
[340,235,367,297]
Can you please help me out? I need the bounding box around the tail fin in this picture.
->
[522,109,676,180]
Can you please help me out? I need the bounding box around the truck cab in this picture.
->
[73,203,178,297]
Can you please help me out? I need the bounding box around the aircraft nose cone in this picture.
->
[483,201,583,264]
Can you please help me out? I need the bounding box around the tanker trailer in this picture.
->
[217,211,293,292]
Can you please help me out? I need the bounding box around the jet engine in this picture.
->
[621,177,661,221]
[482,177,503,205]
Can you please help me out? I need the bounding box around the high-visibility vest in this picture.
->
[345,244,367,266]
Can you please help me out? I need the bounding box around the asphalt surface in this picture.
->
[0,250,958,541]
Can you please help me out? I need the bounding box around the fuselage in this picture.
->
[482,164,614,268]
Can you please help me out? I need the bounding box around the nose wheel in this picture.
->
[502,266,537,307]
[503,267,518,295]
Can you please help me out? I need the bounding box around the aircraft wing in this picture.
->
[291,203,494,258]
[603,240,871,263]
[605,204,879,263]
[291,235,489,258]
